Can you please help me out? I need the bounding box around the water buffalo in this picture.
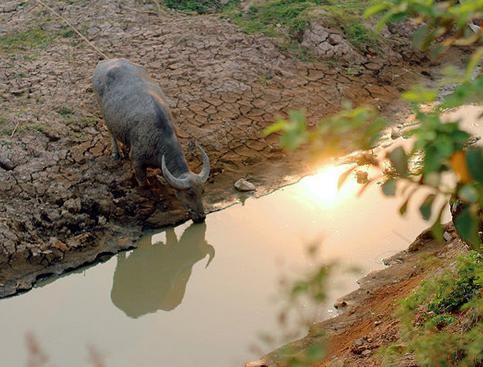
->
[110,223,215,318]
[92,58,210,223]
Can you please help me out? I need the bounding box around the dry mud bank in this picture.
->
[257,225,470,367]
[1,0,426,296]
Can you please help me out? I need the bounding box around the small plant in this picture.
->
[343,21,379,52]
[381,252,483,366]
[56,106,75,117]
[163,0,227,13]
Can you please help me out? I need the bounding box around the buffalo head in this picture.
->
[161,144,210,223]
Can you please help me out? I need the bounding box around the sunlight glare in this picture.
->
[299,164,359,207]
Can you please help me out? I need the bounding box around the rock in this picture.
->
[63,198,82,213]
[362,349,372,356]
[302,23,365,64]
[234,178,256,192]
[245,361,268,367]
[443,231,452,242]
[0,155,15,171]
[334,299,348,310]
[390,128,401,139]
[49,237,69,252]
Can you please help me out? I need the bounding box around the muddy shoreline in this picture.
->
[0,0,431,297]
[252,224,469,367]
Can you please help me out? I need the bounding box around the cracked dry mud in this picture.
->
[1,0,417,297]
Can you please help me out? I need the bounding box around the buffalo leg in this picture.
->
[110,135,121,160]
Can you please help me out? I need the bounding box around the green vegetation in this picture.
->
[343,22,379,52]
[227,1,319,39]
[0,24,74,53]
[23,123,48,134]
[162,0,226,13]
[225,0,378,54]
[0,28,55,52]
[382,252,482,366]
[56,107,98,128]
[162,0,379,57]
[56,106,75,117]
[0,117,10,136]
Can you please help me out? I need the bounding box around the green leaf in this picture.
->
[399,197,410,216]
[357,178,376,197]
[435,135,454,157]
[466,148,483,183]
[419,194,436,220]
[363,2,389,18]
[465,47,483,81]
[423,172,441,188]
[454,206,481,249]
[402,87,437,103]
[263,120,286,136]
[431,203,448,243]
[337,165,356,190]
[423,145,443,174]
[382,179,396,196]
[388,146,409,177]
[306,345,324,362]
[431,219,444,243]
[459,184,479,203]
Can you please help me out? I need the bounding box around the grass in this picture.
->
[0,28,54,52]
[227,0,379,57]
[56,107,98,128]
[163,0,226,13]
[226,1,320,44]
[381,251,483,367]
[161,0,380,57]
[343,22,380,52]
[56,106,75,117]
[0,24,76,53]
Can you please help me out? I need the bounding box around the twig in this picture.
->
[10,119,20,137]
[35,0,109,60]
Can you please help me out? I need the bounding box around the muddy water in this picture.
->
[0,170,445,367]
[0,106,480,367]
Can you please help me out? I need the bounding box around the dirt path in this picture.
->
[0,0,418,297]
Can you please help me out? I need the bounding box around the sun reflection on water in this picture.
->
[298,164,359,207]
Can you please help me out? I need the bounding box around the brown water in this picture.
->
[0,106,480,367]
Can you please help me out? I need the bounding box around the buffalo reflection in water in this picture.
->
[111,223,215,318]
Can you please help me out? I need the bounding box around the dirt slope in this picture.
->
[254,225,469,367]
[0,0,416,297]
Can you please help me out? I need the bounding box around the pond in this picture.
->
[0,106,480,367]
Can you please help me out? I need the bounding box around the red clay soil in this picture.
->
[254,225,469,367]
